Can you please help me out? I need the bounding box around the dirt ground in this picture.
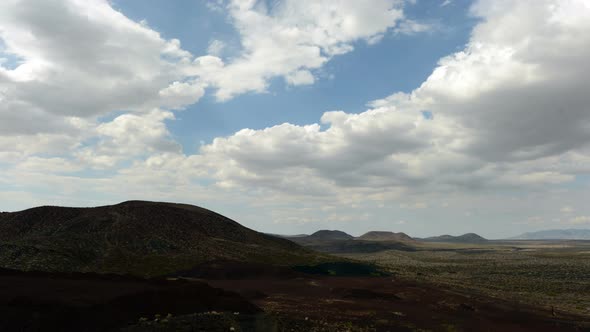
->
[1,263,590,331]
[210,275,590,331]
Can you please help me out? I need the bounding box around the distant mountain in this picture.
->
[422,233,488,244]
[306,230,354,241]
[0,201,318,276]
[357,231,415,242]
[511,229,590,240]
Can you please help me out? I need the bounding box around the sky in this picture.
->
[0,0,589,239]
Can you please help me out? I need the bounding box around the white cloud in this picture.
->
[207,39,226,56]
[568,216,590,225]
[191,0,420,101]
[77,110,181,168]
[158,81,206,110]
[0,0,199,121]
[285,70,315,86]
[16,156,83,173]
[0,0,203,166]
[191,0,590,199]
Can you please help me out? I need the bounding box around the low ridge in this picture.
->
[422,233,488,243]
[357,231,415,242]
[0,201,318,276]
[306,230,354,241]
[287,230,415,254]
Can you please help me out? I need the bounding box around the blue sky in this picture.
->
[0,0,589,238]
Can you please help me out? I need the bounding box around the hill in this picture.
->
[306,230,354,241]
[0,201,319,276]
[287,230,415,254]
[422,233,488,244]
[511,229,590,240]
[357,231,415,242]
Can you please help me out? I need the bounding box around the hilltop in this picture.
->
[357,231,415,242]
[0,201,319,276]
[422,233,488,244]
[306,230,354,240]
[286,229,415,254]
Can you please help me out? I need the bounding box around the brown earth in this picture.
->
[1,263,589,331]
[206,263,590,332]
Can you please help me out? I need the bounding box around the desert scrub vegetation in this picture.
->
[341,242,590,317]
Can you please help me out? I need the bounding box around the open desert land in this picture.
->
[338,240,590,319]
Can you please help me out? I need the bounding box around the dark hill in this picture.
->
[357,231,415,242]
[422,233,488,243]
[306,230,354,241]
[287,229,415,254]
[0,201,318,276]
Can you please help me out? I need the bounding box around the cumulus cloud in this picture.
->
[193,0,419,100]
[0,0,200,119]
[194,0,590,198]
[0,0,203,167]
[77,110,182,168]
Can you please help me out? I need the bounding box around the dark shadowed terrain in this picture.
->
[0,268,263,332]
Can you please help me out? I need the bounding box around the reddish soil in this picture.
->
[210,276,590,331]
